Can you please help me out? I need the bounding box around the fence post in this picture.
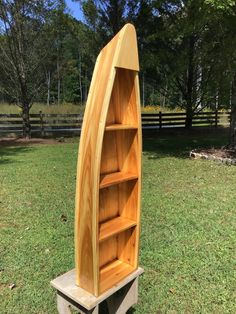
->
[39,111,45,137]
[215,109,218,128]
[159,111,162,130]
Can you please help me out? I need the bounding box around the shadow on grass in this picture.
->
[0,127,230,164]
[143,127,230,159]
[0,145,34,165]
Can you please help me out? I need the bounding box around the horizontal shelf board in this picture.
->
[100,260,135,294]
[99,217,136,242]
[105,124,138,131]
[100,171,138,189]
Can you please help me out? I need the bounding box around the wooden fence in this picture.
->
[141,111,230,129]
[0,110,231,136]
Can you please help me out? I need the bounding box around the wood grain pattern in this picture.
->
[100,171,138,189]
[105,124,138,131]
[100,260,135,295]
[51,268,144,311]
[106,69,138,126]
[75,23,142,296]
[99,237,117,269]
[118,180,138,221]
[99,217,136,242]
[99,185,119,223]
[100,131,119,174]
[118,228,137,266]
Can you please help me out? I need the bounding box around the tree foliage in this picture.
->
[0,0,236,141]
[0,0,65,136]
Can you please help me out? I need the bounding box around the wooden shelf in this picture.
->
[75,24,141,296]
[99,217,136,242]
[100,171,138,189]
[105,124,137,131]
[100,260,135,294]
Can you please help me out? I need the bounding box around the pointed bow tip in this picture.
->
[115,23,139,71]
[120,23,137,41]
[122,23,136,32]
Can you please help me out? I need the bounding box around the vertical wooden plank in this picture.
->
[99,237,118,268]
[116,130,138,175]
[215,110,218,128]
[107,69,138,126]
[57,294,72,314]
[75,34,119,296]
[39,111,44,137]
[119,69,138,125]
[132,74,142,269]
[99,185,119,223]
[159,111,162,129]
[100,131,119,174]
[119,180,138,221]
[117,228,136,266]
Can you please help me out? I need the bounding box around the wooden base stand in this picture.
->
[51,268,143,314]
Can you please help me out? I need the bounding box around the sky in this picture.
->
[66,0,84,21]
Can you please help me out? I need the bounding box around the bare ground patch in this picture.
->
[190,148,236,165]
[0,137,61,147]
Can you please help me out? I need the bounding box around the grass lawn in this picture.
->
[1,129,235,313]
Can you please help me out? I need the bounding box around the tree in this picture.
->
[146,0,230,127]
[230,73,236,149]
[205,0,236,148]
[0,0,64,137]
[58,16,95,104]
[74,0,153,104]
[75,0,139,45]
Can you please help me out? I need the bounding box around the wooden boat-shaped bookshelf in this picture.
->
[75,24,142,297]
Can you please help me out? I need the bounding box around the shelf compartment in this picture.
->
[99,180,138,224]
[106,68,138,126]
[99,217,136,242]
[100,171,138,189]
[100,129,138,176]
[105,124,138,131]
[99,259,135,294]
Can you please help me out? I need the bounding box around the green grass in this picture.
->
[1,102,227,115]
[1,129,236,313]
[0,102,85,114]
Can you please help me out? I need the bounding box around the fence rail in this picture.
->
[141,111,230,129]
[0,110,231,136]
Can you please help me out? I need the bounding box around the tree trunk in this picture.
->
[230,72,236,149]
[57,58,60,105]
[22,105,31,139]
[185,35,195,129]
[84,68,88,102]
[185,104,193,129]
[142,73,145,107]
[162,83,168,108]
[47,71,51,106]
[79,53,83,104]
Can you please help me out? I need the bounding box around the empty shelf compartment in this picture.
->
[99,260,135,294]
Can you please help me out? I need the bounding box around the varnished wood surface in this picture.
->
[99,217,136,242]
[99,260,135,295]
[75,23,142,296]
[105,124,138,131]
[75,40,118,295]
[100,171,138,189]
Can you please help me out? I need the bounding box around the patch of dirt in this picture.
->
[190,148,236,165]
[194,148,236,159]
[0,137,60,147]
